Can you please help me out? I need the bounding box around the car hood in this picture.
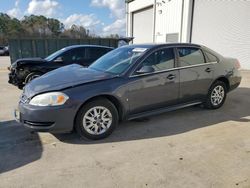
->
[12,58,47,67]
[24,64,116,98]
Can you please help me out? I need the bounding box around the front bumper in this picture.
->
[16,101,76,133]
[8,70,22,87]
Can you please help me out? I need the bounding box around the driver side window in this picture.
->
[56,48,85,64]
[56,50,72,63]
[137,48,175,73]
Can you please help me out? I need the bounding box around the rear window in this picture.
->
[177,47,205,67]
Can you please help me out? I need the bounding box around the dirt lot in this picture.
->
[0,57,250,188]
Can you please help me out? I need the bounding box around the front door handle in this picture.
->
[205,67,212,73]
[167,74,176,80]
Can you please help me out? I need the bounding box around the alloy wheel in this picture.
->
[83,106,113,135]
[211,85,225,106]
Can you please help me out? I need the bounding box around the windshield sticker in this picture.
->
[132,48,148,53]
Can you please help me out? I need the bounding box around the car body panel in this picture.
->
[127,69,180,114]
[15,43,242,133]
[24,64,117,98]
[178,63,215,102]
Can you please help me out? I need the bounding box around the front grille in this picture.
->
[24,120,54,127]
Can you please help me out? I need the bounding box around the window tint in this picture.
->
[70,48,85,62]
[86,47,109,60]
[177,47,205,67]
[138,48,175,72]
[59,48,85,63]
[60,50,72,62]
[204,51,218,62]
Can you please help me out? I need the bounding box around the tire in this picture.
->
[25,72,42,84]
[75,98,119,140]
[204,81,227,109]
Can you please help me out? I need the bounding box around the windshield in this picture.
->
[89,46,147,75]
[45,48,67,61]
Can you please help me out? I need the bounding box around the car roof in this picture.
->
[64,45,114,50]
[124,43,202,49]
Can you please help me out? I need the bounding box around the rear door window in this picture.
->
[177,47,205,67]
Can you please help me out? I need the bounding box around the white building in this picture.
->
[126,0,250,69]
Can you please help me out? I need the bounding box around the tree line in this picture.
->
[0,13,120,45]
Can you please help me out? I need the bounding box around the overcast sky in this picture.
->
[0,0,126,36]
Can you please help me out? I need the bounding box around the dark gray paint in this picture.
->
[17,43,242,133]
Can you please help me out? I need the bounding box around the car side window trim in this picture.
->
[129,46,220,78]
[129,47,177,77]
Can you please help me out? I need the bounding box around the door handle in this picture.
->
[167,74,176,80]
[205,67,212,73]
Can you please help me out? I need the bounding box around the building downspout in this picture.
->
[189,0,195,42]
[180,0,184,42]
[153,0,157,42]
[125,2,129,37]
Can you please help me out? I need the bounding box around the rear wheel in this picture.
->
[204,81,227,109]
[25,72,42,84]
[75,98,119,140]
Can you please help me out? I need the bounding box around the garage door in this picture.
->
[132,6,154,44]
[191,0,250,69]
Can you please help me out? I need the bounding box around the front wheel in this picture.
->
[204,81,227,109]
[75,98,119,140]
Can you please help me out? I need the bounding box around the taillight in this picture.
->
[235,59,241,69]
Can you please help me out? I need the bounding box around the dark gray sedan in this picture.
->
[15,43,242,140]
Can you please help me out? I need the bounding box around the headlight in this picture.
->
[29,92,69,106]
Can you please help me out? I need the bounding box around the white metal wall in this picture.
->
[127,0,193,44]
[155,0,183,42]
[126,0,154,42]
[192,0,250,69]
[132,7,154,43]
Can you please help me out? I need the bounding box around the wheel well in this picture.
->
[74,95,124,125]
[216,77,230,91]
[24,71,43,83]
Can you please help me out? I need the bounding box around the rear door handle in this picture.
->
[167,74,176,80]
[205,67,212,73]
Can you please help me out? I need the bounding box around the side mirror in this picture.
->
[54,57,63,63]
[136,66,154,75]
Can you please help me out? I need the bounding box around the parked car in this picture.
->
[4,46,9,55]
[15,43,241,140]
[8,45,113,89]
[0,46,8,56]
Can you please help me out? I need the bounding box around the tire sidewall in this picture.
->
[75,99,119,140]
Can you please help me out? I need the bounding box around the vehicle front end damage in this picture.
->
[8,65,26,88]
